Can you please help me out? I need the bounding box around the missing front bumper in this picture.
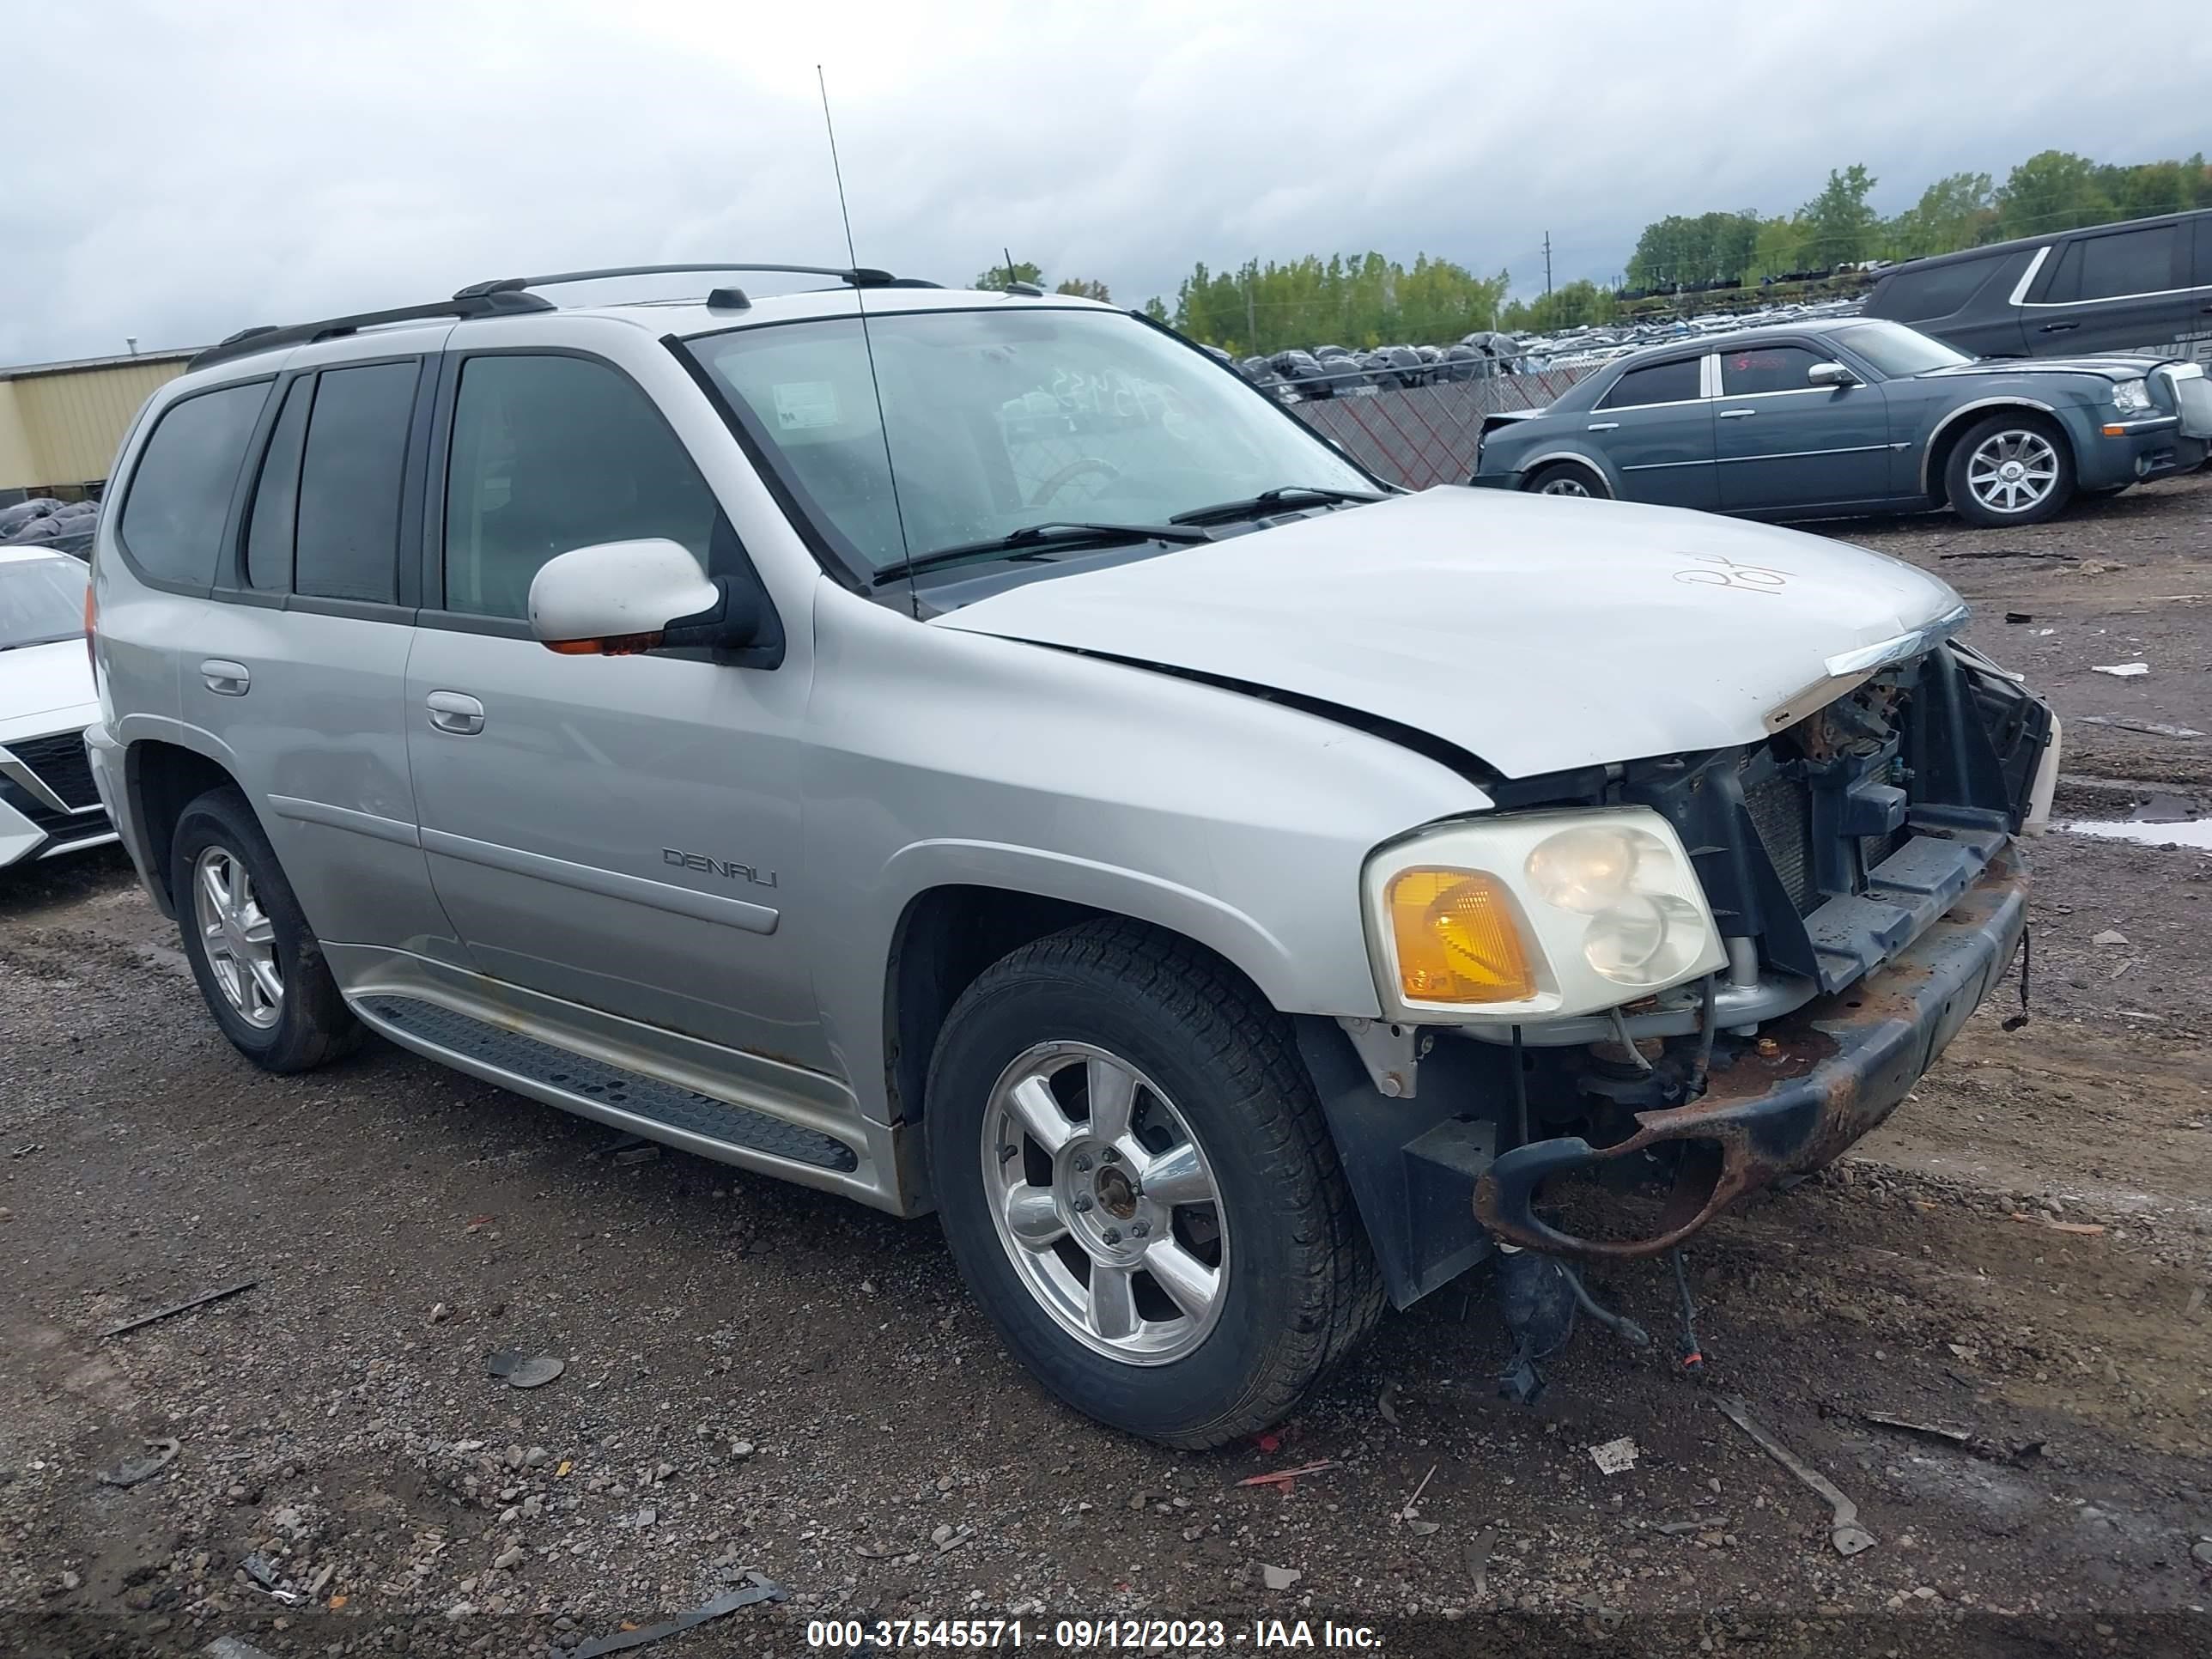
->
[1474,848,2027,1261]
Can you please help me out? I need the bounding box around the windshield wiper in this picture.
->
[1167,484,1384,526]
[871,521,1214,587]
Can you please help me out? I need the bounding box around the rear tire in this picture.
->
[925,920,1382,1448]
[171,787,362,1073]
[1946,412,2075,527]
[1524,461,1608,499]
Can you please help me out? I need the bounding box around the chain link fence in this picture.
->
[1287,367,1595,489]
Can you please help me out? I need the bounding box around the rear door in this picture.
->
[2019,219,2195,356]
[1714,341,1892,512]
[1588,356,1717,508]
[176,345,458,960]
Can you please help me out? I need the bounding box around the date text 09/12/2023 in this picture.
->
[804,1617,1385,1649]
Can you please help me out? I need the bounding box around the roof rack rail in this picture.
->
[453,263,898,300]
[188,291,554,373]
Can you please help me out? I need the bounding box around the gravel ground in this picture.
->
[4,473,2211,1659]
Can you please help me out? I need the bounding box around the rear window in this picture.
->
[1869,254,2005,321]
[294,362,420,605]
[1600,358,1702,409]
[0,555,89,650]
[117,381,270,586]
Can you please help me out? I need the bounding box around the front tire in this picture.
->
[925,921,1382,1447]
[1523,461,1609,499]
[1946,413,2075,527]
[171,787,362,1073]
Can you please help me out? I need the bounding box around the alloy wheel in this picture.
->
[980,1042,1230,1364]
[192,846,283,1029]
[1537,475,1593,496]
[1966,429,2059,514]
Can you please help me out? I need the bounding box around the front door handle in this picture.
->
[1587,421,1620,431]
[425,690,485,736]
[200,659,250,696]
[1717,407,1758,419]
[2039,321,2079,333]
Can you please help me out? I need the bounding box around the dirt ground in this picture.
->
[3,473,2211,1659]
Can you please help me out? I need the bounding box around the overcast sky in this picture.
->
[8,0,2209,363]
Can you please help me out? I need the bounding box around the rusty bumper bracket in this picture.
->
[1475,850,2027,1261]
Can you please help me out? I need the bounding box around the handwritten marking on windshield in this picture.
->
[1674,555,1790,595]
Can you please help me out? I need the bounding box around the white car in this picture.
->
[0,546,113,868]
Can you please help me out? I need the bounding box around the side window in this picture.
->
[116,382,270,586]
[295,362,420,605]
[1719,346,1825,396]
[243,378,312,591]
[2043,225,2178,303]
[2190,213,2212,288]
[442,355,719,620]
[1600,358,1702,410]
[1875,255,2002,320]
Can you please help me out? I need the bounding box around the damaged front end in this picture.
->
[1308,642,2054,1304]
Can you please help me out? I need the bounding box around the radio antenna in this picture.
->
[817,64,917,615]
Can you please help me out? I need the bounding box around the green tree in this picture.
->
[1748,215,1808,278]
[1140,296,1170,323]
[1996,151,2113,239]
[1797,164,1880,269]
[1885,172,1995,260]
[1500,279,1616,332]
[1053,277,1112,301]
[972,258,1044,291]
[2098,160,2192,221]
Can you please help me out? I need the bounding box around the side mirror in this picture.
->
[528,538,775,660]
[1808,361,1859,388]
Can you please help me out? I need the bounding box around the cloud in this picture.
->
[6,0,2207,361]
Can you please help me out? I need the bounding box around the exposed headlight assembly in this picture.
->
[2110,377,2154,416]
[1364,808,1727,1022]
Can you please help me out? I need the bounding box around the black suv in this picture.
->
[1865,207,2212,364]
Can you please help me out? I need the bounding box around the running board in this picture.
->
[356,994,858,1172]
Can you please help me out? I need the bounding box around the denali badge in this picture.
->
[663,848,779,888]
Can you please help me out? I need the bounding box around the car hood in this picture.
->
[1918,356,2166,384]
[0,638,95,735]
[934,488,1966,779]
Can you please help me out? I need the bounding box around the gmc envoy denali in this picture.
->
[83,264,2057,1444]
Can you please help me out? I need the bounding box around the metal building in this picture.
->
[0,349,198,498]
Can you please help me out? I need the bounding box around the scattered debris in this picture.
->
[240,1552,300,1604]
[100,1278,258,1338]
[1261,1565,1303,1591]
[1466,1528,1497,1601]
[2008,1212,2106,1237]
[2079,715,2204,739]
[1589,1436,1640,1476]
[1713,1395,1875,1556]
[2090,930,2130,946]
[2185,1285,2205,1320]
[204,1638,280,1659]
[1853,1411,2044,1465]
[1656,1516,1729,1536]
[2003,611,2033,623]
[1939,549,2074,562]
[94,1437,179,1488]
[2090,661,2148,677]
[1376,1382,1401,1426]
[1397,1462,1437,1526]
[1236,1460,1337,1489]
[486,1350,566,1389]
[564,1573,787,1658]
[2131,793,2200,823]
[613,1145,661,1167]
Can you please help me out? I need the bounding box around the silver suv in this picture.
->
[85,264,2058,1444]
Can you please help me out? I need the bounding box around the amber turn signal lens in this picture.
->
[1385,869,1536,1003]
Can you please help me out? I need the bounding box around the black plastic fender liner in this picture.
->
[1291,1016,1504,1309]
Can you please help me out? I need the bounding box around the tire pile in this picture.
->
[0,497,98,558]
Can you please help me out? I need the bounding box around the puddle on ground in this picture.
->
[2060,817,2212,851]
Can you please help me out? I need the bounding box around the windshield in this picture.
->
[1833,321,1972,377]
[0,556,88,650]
[685,307,1374,575]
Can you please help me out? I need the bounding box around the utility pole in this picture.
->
[1543,231,1553,297]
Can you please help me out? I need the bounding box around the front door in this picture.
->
[403,349,827,1069]
[1713,343,1893,512]
[1589,355,1717,509]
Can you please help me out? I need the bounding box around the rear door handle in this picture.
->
[1587,421,1620,431]
[425,690,485,736]
[200,659,250,696]
[2039,321,2079,333]
[1717,407,1758,419]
